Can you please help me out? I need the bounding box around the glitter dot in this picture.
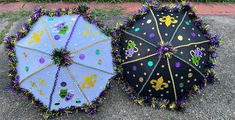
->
[149,33,155,39]
[188,73,193,78]
[132,66,137,71]
[135,28,140,32]
[61,82,67,87]
[147,61,154,67]
[178,35,183,41]
[39,57,45,64]
[175,62,181,68]
[54,35,60,40]
[79,54,85,60]
[147,19,152,24]
[185,21,190,26]
[179,83,184,88]
[98,59,102,65]
[95,49,100,55]
[25,66,29,72]
[139,77,144,82]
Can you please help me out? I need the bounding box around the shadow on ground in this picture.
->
[0,15,234,120]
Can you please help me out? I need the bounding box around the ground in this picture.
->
[0,2,235,120]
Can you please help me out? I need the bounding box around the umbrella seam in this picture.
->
[40,18,57,49]
[15,44,51,56]
[173,54,206,78]
[122,31,158,48]
[48,66,61,111]
[173,40,209,49]
[71,38,111,54]
[64,15,81,50]
[137,55,162,95]
[72,61,115,75]
[66,67,91,105]
[19,63,53,84]
[150,8,164,44]
[169,11,188,43]
[166,58,178,102]
[121,53,158,65]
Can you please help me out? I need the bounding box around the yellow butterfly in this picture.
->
[150,76,169,91]
[28,30,44,45]
[159,15,178,27]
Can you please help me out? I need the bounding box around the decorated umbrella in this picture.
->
[112,1,222,110]
[5,4,115,117]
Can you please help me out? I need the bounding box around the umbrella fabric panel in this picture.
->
[122,55,161,95]
[136,58,176,101]
[174,42,210,74]
[20,65,58,108]
[50,67,89,111]
[170,13,208,47]
[15,45,52,82]
[124,11,161,46]
[72,40,115,74]
[67,16,109,52]
[40,15,80,49]
[16,18,56,54]
[120,33,158,64]
[69,63,113,103]
[152,9,186,43]
[169,55,205,100]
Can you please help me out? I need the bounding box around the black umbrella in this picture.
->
[112,0,222,110]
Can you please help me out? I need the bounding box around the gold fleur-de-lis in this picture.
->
[159,15,178,27]
[150,76,169,91]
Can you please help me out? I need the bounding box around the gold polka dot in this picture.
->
[98,59,102,65]
[178,35,183,41]
[139,77,144,82]
[147,19,152,24]
[188,73,193,78]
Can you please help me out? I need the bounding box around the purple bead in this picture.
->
[149,33,155,39]
[191,32,196,37]
[39,57,45,64]
[79,54,85,60]
[132,65,137,71]
[54,35,60,40]
[175,62,181,68]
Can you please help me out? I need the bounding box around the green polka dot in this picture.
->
[185,21,190,26]
[96,49,100,55]
[179,83,184,88]
[135,27,140,32]
[25,66,29,72]
[48,17,54,21]
[147,61,154,67]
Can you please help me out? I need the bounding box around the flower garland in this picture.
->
[4,3,114,119]
[111,0,223,111]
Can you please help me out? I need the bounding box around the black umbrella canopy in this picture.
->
[112,1,222,110]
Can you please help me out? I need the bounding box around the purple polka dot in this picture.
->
[39,57,45,64]
[79,54,85,60]
[149,33,155,39]
[132,66,137,71]
[54,35,60,40]
[191,32,196,37]
[175,62,181,68]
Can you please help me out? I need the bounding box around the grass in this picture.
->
[91,7,123,19]
[0,7,123,44]
[0,10,32,44]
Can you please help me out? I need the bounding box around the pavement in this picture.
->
[0,2,235,16]
[0,13,234,120]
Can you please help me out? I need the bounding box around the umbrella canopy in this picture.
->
[5,5,115,116]
[112,1,222,110]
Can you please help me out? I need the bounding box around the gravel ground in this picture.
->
[0,15,234,120]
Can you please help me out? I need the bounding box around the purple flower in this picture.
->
[140,6,147,12]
